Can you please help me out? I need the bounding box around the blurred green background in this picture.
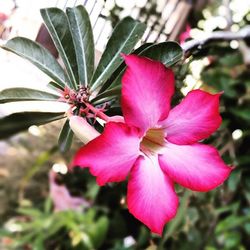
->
[0,0,250,249]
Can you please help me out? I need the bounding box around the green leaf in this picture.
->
[0,112,65,139]
[99,42,183,93]
[1,37,68,88]
[215,214,250,234]
[40,8,78,89]
[17,207,42,218]
[227,170,241,192]
[98,43,153,94]
[91,86,121,104]
[90,216,109,248]
[58,119,73,152]
[90,17,146,91]
[140,41,183,67]
[0,88,60,103]
[47,81,65,91]
[66,5,94,87]
[230,108,250,122]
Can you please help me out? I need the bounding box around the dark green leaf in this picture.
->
[98,43,153,94]
[99,42,183,92]
[58,119,73,152]
[140,41,183,67]
[47,81,65,91]
[230,108,250,122]
[227,170,241,192]
[40,8,78,89]
[1,37,68,88]
[219,52,243,67]
[90,17,146,91]
[91,86,121,104]
[0,88,59,103]
[0,112,65,139]
[66,5,94,86]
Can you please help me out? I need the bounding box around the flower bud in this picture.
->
[69,116,100,144]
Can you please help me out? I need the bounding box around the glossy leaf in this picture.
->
[40,8,78,89]
[99,42,183,92]
[90,17,146,91]
[0,112,65,139]
[98,43,153,94]
[1,37,68,88]
[140,41,183,67]
[66,5,94,87]
[0,88,59,103]
[58,119,73,152]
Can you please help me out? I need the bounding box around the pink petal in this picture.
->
[159,143,232,192]
[179,24,191,44]
[49,171,89,212]
[121,54,174,133]
[72,122,141,186]
[161,90,222,145]
[127,155,178,235]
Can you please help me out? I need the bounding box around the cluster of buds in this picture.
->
[60,86,90,105]
[59,86,106,119]
[59,86,110,131]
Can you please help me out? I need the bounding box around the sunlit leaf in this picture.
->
[100,42,183,92]
[140,41,183,67]
[0,88,59,103]
[90,17,146,91]
[66,5,94,87]
[98,43,153,94]
[1,37,68,88]
[41,8,78,89]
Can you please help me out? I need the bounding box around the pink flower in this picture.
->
[72,55,231,235]
[0,13,8,23]
[49,171,89,212]
[179,24,191,45]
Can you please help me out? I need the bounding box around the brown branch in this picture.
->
[182,25,250,56]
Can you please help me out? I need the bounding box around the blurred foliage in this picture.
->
[1,1,250,250]
[0,198,109,250]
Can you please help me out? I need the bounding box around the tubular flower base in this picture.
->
[72,54,232,235]
[69,116,100,144]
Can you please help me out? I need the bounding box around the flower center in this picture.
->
[140,128,166,155]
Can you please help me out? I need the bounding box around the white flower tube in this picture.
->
[69,116,100,144]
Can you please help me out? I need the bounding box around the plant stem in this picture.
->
[182,25,250,56]
[85,102,110,122]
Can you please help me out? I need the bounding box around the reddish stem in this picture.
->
[85,103,110,122]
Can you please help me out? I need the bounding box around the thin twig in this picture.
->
[182,26,250,56]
